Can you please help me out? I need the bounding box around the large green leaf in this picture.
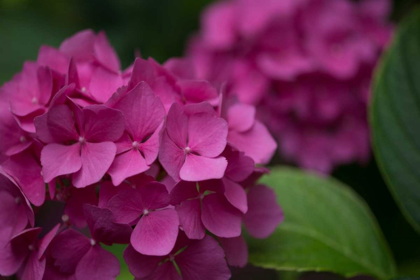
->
[247,167,396,280]
[370,8,420,233]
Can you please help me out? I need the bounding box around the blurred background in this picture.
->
[1,0,420,279]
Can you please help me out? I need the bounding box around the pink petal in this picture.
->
[176,235,231,280]
[201,194,242,238]
[37,66,53,105]
[50,229,91,274]
[0,228,41,276]
[176,199,205,240]
[98,180,132,208]
[169,181,198,205]
[44,104,79,143]
[0,191,28,242]
[94,31,121,73]
[84,204,132,245]
[0,107,32,156]
[244,185,284,239]
[131,209,179,256]
[257,52,313,80]
[107,149,148,187]
[151,77,181,111]
[158,131,185,181]
[37,45,69,74]
[59,29,95,62]
[165,103,188,148]
[127,58,155,91]
[89,67,123,103]
[75,245,120,280]
[219,236,248,267]
[228,121,277,165]
[145,261,181,280]
[83,105,125,142]
[114,133,134,154]
[41,143,82,183]
[140,122,163,165]
[223,178,248,214]
[163,58,195,80]
[19,251,45,280]
[72,142,117,188]
[37,224,60,259]
[65,186,98,228]
[187,113,228,157]
[177,80,218,103]
[223,146,255,182]
[123,244,162,279]
[227,103,255,133]
[66,58,80,88]
[180,154,227,181]
[113,81,165,141]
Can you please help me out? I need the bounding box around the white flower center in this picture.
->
[79,136,86,144]
[31,97,38,104]
[81,87,87,93]
[184,147,191,154]
[90,239,96,246]
[143,209,149,216]
[62,214,69,223]
[132,141,140,149]
[20,136,27,143]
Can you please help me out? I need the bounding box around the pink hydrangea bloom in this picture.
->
[0,29,283,280]
[188,0,393,173]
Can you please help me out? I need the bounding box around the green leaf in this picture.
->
[370,8,420,233]
[247,167,396,280]
[103,244,133,280]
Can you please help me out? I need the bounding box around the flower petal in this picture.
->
[94,31,121,73]
[98,181,132,208]
[89,67,123,103]
[123,244,162,279]
[19,251,46,280]
[107,149,148,187]
[169,181,198,205]
[177,80,218,103]
[65,186,98,228]
[201,194,242,238]
[223,146,255,182]
[59,29,95,62]
[219,236,248,267]
[72,142,116,188]
[176,199,205,240]
[45,104,79,143]
[165,103,188,148]
[40,143,82,183]
[37,224,60,259]
[244,185,284,239]
[83,105,125,143]
[180,154,227,181]
[75,245,120,280]
[131,209,179,256]
[223,178,248,214]
[227,103,255,133]
[158,131,185,182]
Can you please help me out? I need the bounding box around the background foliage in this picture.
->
[1,0,420,279]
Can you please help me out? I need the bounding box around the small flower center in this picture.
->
[20,136,27,143]
[28,244,35,251]
[132,141,140,149]
[79,136,86,144]
[15,196,21,205]
[62,214,69,223]
[31,97,38,104]
[81,87,87,93]
[143,209,149,216]
[90,239,96,246]
[184,147,191,154]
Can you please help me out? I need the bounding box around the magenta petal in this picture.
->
[107,149,148,186]
[159,131,185,181]
[94,31,121,73]
[98,181,132,208]
[163,58,195,80]
[223,147,255,182]
[19,251,46,280]
[187,113,228,157]
[169,181,198,205]
[59,29,95,61]
[37,224,60,259]
[140,122,162,165]
[83,105,125,142]
[41,143,82,183]
[75,245,120,280]
[131,209,179,256]
[123,244,162,279]
[37,66,53,105]
[113,81,165,141]
[177,80,218,103]
[66,58,80,88]
[83,204,132,245]
[201,194,242,238]
[223,178,248,214]
[0,228,41,276]
[50,229,91,274]
[145,261,181,280]
[219,236,248,267]
[89,67,123,103]
[180,154,227,181]
[0,191,28,242]
[65,186,98,228]
[166,103,188,148]
[72,142,116,188]
[228,121,277,165]
[176,235,231,280]
[45,104,79,143]
[176,199,206,240]
[244,185,284,239]
[37,45,69,74]
[128,58,155,91]
[227,103,255,133]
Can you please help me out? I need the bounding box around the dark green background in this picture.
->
[1,0,420,279]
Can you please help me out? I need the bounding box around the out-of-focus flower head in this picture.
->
[188,0,393,173]
[0,29,282,279]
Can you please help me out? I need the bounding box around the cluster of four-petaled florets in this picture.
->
[0,30,283,280]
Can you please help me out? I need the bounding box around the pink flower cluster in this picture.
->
[0,30,282,280]
[188,0,393,173]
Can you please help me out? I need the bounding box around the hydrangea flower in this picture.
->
[0,29,283,280]
[188,0,393,173]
